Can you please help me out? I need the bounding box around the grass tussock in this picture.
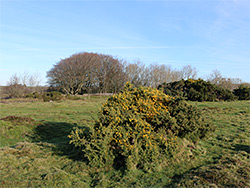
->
[0,116,35,123]
[171,152,250,187]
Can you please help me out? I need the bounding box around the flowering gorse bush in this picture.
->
[69,82,213,171]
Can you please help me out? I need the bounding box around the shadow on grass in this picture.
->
[32,121,87,161]
[234,144,250,154]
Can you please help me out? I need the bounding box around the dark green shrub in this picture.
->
[26,92,43,99]
[166,98,214,142]
[233,85,250,100]
[42,91,63,102]
[25,93,34,98]
[68,83,213,171]
[26,91,64,101]
[65,94,82,100]
[159,79,236,102]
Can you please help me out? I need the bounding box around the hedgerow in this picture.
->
[68,82,213,171]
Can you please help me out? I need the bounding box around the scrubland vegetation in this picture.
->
[1,86,249,187]
[69,83,214,172]
[1,52,249,187]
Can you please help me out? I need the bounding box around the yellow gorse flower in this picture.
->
[97,82,176,151]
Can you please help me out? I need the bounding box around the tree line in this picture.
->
[47,52,248,95]
[2,52,249,98]
[47,52,201,94]
[1,72,46,98]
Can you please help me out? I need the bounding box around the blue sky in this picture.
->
[0,0,249,85]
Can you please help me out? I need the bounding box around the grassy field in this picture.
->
[0,97,249,187]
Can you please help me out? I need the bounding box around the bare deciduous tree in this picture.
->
[7,73,20,85]
[149,64,174,88]
[47,52,126,94]
[48,53,96,94]
[3,72,41,98]
[207,69,223,85]
[124,61,150,87]
[180,65,198,80]
[170,69,182,82]
[28,73,41,87]
[207,69,243,90]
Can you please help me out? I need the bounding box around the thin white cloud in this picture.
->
[83,46,174,50]
[19,47,43,52]
[13,45,185,52]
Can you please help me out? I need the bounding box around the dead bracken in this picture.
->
[0,116,35,123]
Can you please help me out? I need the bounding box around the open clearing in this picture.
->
[0,97,249,187]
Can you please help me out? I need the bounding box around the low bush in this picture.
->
[65,94,82,100]
[25,92,43,99]
[26,91,63,101]
[158,79,236,102]
[69,83,213,171]
[42,91,63,102]
[233,85,250,100]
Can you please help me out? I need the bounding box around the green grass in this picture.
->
[0,98,249,187]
